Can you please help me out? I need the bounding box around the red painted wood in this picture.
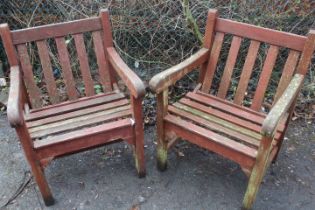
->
[234,40,260,105]
[215,18,306,51]
[73,33,95,96]
[12,17,102,44]
[55,37,78,100]
[217,36,242,98]
[25,92,125,121]
[37,40,59,104]
[30,108,132,139]
[17,44,42,108]
[34,118,133,151]
[27,99,129,128]
[201,32,225,92]
[251,45,279,111]
[164,114,256,168]
[168,105,260,147]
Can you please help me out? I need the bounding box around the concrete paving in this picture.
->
[0,114,314,210]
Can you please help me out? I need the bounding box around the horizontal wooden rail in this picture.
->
[216,18,306,51]
[12,17,102,44]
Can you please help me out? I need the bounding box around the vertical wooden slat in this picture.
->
[37,40,59,104]
[273,50,300,103]
[73,33,95,96]
[251,45,279,111]
[199,9,218,83]
[17,44,42,108]
[217,36,242,98]
[0,24,19,66]
[55,37,78,100]
[92,31,112,92]
[201,32,225,93]
[234,40,260,105]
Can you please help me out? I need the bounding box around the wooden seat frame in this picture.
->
[149,9,315,209]
[1,9,146,206]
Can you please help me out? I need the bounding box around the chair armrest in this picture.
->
[261,74,304,137]
[107,47,145,98]
[149,48,210,94]
[7,66,25,127]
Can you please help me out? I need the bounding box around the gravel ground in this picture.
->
[0,113,314,210]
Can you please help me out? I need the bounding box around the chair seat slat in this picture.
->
[168,105,261,147]
[33,118,133,149]
[217,36,242,98]
[234,40,260,105]
[25,92,125,121]
[164,114,258,160]
[17,44,42,108]
[73,34,95,96]
[30,106,131,139]
[251,45,279,111]
[27,99,129,128]
[36,40,59,104]
[201,32,225,92]
[55,37,78,100]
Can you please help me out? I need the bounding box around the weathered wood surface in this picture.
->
[107,47,145,98]
[149,9,314,210]
[7,66,24,127]
[262,74,304,137]
[11,17,102,44]
[55,37,78,100]
[2,9,146,206]
[37,40,59,104]
[216,18,306,51]
[149,48,209,94]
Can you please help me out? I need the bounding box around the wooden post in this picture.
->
[100,9,117,87]
[131,96,146,177]
[15,125,54,206]
[0,24,19,66]
[242,135,273,210]
[198,9,218,83]
[156,89,168,171]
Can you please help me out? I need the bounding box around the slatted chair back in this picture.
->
[0,10,115,109]
[200,10,314,112]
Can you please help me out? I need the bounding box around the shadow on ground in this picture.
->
[0,114,314,210]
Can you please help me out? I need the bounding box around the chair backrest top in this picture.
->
[201,9,315,112]
[215,17,307,51]
[11,16,102,44]
[0,9,115,109]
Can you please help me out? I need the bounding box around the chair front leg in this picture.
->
[15,125,54,206]
[242,135,273,210]
[131,96,146,178]
[156,89,169,171]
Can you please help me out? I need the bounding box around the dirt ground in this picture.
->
[0,113,314,210]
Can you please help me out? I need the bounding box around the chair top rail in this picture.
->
[215,18,307,51]
[11,17,102,44]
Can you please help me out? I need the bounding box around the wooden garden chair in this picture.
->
[149,9,315,209]
[1,9,146,206]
